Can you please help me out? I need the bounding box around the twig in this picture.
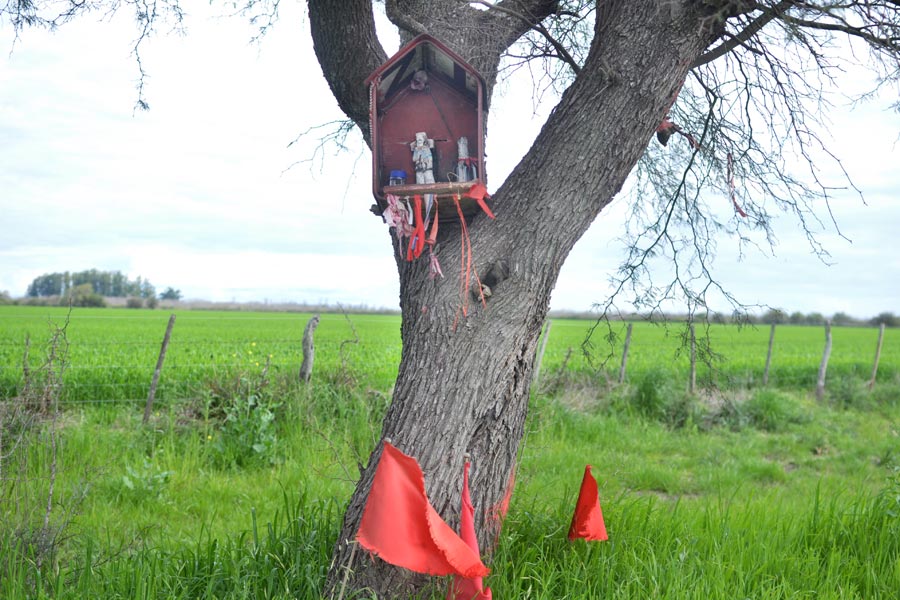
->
[336,540,358,600]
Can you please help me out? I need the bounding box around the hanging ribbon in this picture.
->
[428,247,444,279]
[407,194,426,261]
[453,194,486,325]
[726,153,748,218]
[385,194,412,237]
[426,199,442,279]
[427,200,440,246]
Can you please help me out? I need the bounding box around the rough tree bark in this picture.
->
[308,1,723,597]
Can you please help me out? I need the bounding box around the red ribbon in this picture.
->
[426,200,439,246]
[452,194,486,325]
[407,194,426,261]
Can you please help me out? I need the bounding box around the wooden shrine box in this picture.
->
[366,34,487,216]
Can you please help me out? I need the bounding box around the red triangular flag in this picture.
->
[448,462,492,600]
[567,465,608,542]
[356,443,490,578]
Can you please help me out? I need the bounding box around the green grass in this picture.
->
[2,308,898,407]
[0,306,402,403]
[3,380,900,598]
[2,307,900,598]
[545,318,899,389]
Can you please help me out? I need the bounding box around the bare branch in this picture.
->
[464,0,582,74]
[2,1,186,109]
[307,0,388,145]
[284,119,359,173]
[693,1,794,68]
[222,0,283,44]
[496,1,594,95]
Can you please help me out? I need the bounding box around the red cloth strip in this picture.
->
[407,194,426,260]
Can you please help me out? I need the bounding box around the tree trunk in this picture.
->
[314,2,720,596]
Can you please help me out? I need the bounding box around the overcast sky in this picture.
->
[1,4,898,318]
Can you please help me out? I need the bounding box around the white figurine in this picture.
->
[456,136,477,182]
[410,131,435,184]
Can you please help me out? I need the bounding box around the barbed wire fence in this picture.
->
[535,319,895,398]
[0,314,896,410]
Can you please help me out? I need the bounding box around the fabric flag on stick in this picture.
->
[356,442,490,579]
[567,465,608,542]
[448,461,492,600]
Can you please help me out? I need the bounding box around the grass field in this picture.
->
[1,306,896,403]
[0,307,402,403]
[1,305,899,598]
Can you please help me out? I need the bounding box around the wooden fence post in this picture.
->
[815,319,832,401]
[868,323,886,391]
[532,320,553,390]
[618,322,633,384]
[689,322,697,394]
[143,314,176,425]
[763,323,776,386]
[299,314,320,384]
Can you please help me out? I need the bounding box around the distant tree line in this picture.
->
[548,308,899,328]
[753,309,898,328]
[26,270,156,299]
[16,271,183,309]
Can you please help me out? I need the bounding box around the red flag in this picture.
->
[568,465,608,542]
[448,462,492,600]
[356,443,490,578]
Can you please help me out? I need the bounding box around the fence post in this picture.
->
[143,314,176,425]
[532,320,553,390]
[815,319,832,401]
[868,323,886,391]
[299,314,320,384]
[689,322,697,394]
[763,323,776,386]
[618,322,633,384]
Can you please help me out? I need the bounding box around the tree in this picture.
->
[159,287,182,301]
[805,311,826,326]
[63,283,105,308]
[26,272,65,297]
[831,311,855,326]
[138,278,156,300]
[25,270,153,298]
[871,311,899,327]
[304,3,899,595]
[789,311,805,325]
[6,1,900,597]
[760,308,787,325]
